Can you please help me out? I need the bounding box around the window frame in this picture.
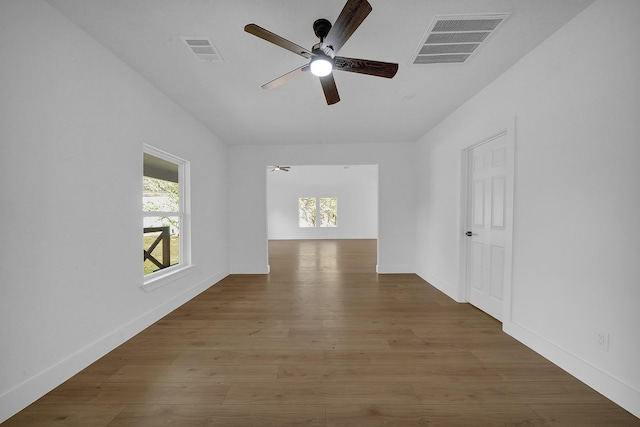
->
[142,144,192,291]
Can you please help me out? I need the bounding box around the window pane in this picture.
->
[143,176,179,212]
[143,216,180,275]
[298,197,316,227]
[320,197,337,227]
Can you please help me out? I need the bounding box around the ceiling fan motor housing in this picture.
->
[313,19,332,41]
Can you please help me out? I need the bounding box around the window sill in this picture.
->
[141,264,194,292]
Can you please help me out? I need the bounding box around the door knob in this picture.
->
[465,231,473,237]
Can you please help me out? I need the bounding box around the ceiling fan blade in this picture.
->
[319,73,340,105]
[334,56,398,78]
[262,65,309,90]
[244,24,313,59]
[323,0,372,54]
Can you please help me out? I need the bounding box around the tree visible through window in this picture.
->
[320,197,337,227]
[298,197,337,228]
[298,197,316,227]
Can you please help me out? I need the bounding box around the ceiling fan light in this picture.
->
[310,56,333,77]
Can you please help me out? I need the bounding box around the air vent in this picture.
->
[181,37,223,62]
[411,14,509,65]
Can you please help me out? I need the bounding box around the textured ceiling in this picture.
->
[46,0,594,145]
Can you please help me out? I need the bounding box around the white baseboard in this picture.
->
[504,320,640,419]
[0,270,228,424]
[415,268,465,303]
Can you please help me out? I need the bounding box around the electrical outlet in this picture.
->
[595,330,610,352]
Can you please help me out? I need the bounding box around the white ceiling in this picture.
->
[45,0,594,146]
[268,164,378,186]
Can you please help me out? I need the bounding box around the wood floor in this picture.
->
[5,239,639,426]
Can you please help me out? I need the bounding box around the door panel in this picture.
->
[491,175,506,230]
[470,242,484,291]
[473,181,485,226]
[492,146,507,166]
[490,245,505,300]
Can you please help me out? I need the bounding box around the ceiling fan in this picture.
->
[244,0,398,105]
[269,165,291,172]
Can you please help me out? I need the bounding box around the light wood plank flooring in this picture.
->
[4,239,639,426]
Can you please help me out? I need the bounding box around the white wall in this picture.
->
[229,143,415,274]
[414,0,640,417]
[0,1,229,422]
[267,165,378,240]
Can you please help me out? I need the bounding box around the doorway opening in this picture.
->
[266,164,379,273]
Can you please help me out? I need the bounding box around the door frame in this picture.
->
[458,118,516,323]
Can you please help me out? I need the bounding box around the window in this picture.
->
[319,197,337,227]
[143,145,190,283]
[298,197,317,227]
[298,197,337,228]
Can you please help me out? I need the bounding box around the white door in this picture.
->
[466,133,511,321]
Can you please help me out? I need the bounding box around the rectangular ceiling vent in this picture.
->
[411,14,509,65]
[181,37,223,63]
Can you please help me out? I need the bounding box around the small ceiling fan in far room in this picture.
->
[269,165,291,172]
[244,0,398,105]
